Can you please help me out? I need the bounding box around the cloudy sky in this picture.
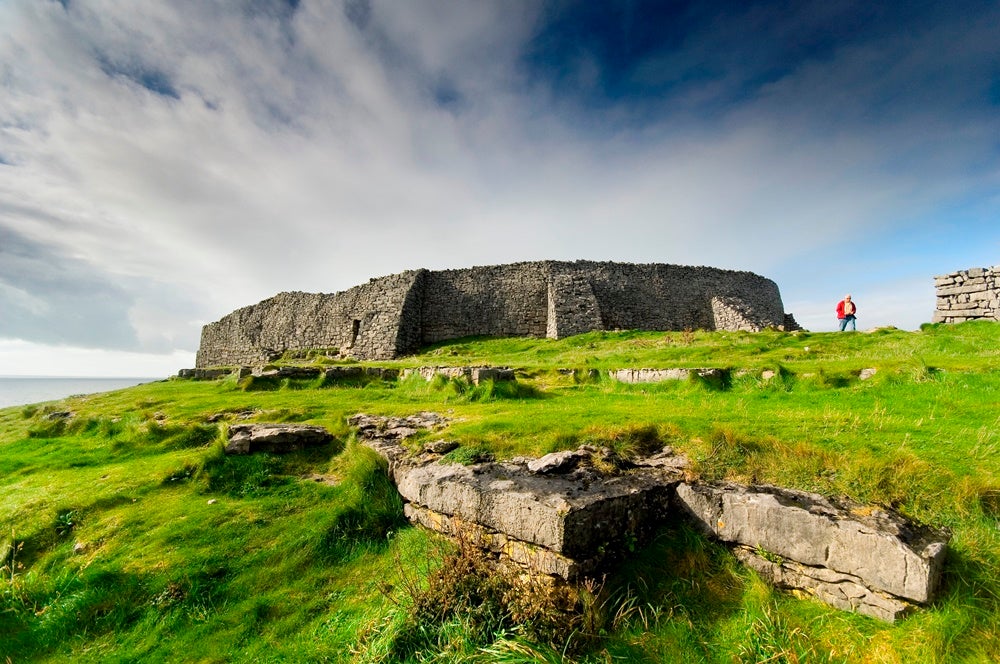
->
[1,0,998,376]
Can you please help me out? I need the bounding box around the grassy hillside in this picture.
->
[2,322,999,662]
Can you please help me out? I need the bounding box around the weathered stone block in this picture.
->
[937,283,987,297]
[470,367,516,384]
[674,483,948,603]
[394,461,679,560]
[225,423,333,455]
[527,450,586,474]
[733,546,913,622]
[404,503,589,579]
[609,368,693,383]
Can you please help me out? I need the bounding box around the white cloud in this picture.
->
[0,1,997,375]
[0,338,193,377]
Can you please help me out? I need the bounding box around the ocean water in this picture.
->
[0,377,162,409]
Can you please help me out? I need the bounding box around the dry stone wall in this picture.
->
[933,266,1000,323]
[196,271,423,367]
[419,264,550,343]
[196,261,792,367]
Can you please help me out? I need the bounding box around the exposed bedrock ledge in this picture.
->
[350,413,950,622]
[733,546,915,623]
[673,483,948,604]
[400,366,516,385]
[394,459,679,561]
[349,412,681,574]
[225,423,333,455]
[608,367,728,384]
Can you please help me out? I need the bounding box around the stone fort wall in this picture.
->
[195,261,793,367]
[933,266,1000,323]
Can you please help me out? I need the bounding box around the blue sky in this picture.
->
[1,0,998,376]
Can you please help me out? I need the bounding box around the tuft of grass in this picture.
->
[386,530,590,659]
[196,443,289,497]
[441,445,495,465]
[315,442,406,563]
[579,423,667,458]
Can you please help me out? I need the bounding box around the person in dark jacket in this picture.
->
[836,294,857,331]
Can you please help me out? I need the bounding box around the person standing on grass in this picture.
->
[836,294,857,331]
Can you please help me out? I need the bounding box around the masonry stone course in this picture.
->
[196,261,794,367]
[933,266,1000,324]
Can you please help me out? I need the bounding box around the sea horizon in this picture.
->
[0,376,165,409]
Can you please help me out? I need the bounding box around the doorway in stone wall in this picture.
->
[349,319,361,347]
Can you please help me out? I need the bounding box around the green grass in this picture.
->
[1,321,999,662]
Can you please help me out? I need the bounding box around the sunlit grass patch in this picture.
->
[1,322,999,661]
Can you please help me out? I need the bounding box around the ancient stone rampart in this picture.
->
[196,271,423,367]
[932,266,1000,323]
[196,261,792,367]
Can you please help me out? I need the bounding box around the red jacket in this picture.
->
[836,299,857,319]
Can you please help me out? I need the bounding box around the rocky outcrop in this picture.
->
[400,366,515,385]
[249,366,399,381]
[177,368,235,380]
[349,412,683,579]
[675,483,949,621]
[225,423,334,455]
[733,547,916,623]
[350,412,950,622]
[608,368,727,384]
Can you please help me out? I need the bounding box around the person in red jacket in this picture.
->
[836,294,857,331]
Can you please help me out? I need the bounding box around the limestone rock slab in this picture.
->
[733,546,913,622]
[400,366,515,385]
[225,423,333,455]
[674,482,948,603]
[393,460,679,560]
[404,503,590,579]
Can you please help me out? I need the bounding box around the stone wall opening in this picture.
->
[350,319,361,347]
